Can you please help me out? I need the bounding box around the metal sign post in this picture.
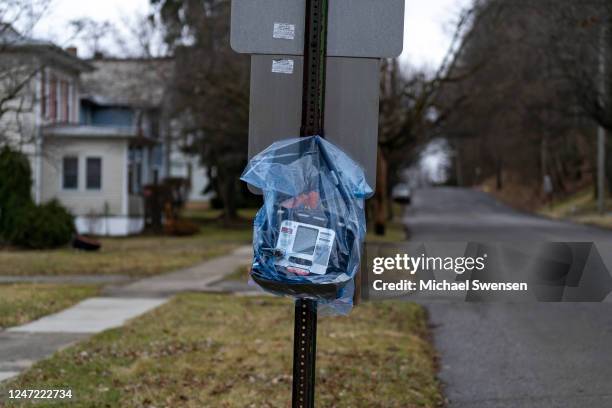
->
[292,298,318,407]
[236,0,405,190]
[231,0,405,58]
[231,0,404,405]
[293,1,327,406]
[247,55,381,191]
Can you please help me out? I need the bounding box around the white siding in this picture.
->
[0,60,81,204]
[169,151,212,202]
[0,53,39,150]
[40,137,128,217]
[75,216,144,236]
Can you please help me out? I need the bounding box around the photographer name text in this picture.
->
[372,279,528,292]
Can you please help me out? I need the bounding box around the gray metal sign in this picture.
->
[231,0,404,58]
[248,55,380,190]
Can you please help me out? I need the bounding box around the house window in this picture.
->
[152,168,159,185]
[63,81,69,122]
[128,148,144,194]
[128,163,143,194]
[68,83,74,123]
[86,157,102,190]
[131,162,142,193]
[62,157,78,190]
[41,69,46,117]
[49,77,57,121]
[55,80,61,122]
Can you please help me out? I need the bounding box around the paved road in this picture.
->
[404,187,612,408]
[404,187,612,241]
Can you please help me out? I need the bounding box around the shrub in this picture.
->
[7,200,75,249]
[164,218,200,236]
[0,146,34,237]
[0,147,75,249]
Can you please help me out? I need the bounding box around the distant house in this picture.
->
[40,57,173,236]
[0,25,210,236]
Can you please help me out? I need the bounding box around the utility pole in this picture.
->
[598,19,607,214]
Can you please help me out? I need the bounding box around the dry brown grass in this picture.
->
[4,294,442,407]
[0,284,99,329]
[0,225,251,277]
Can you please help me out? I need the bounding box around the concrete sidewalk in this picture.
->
[0,332,89,382]
[104,246,252,297]
[0,246,253,383]
[9,298,167,334]
[0,298,166,384]
[0,275,132,285]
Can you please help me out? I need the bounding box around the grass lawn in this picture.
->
[539,188,612,229]
[3,294,442,408]
[0,284,99,329]
[182,208,259,223]
[366,203,409,243]
[0,202,407,279]
[0,224,252,278]
[223,264,251,283]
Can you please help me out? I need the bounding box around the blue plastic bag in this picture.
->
[241,136,373,315]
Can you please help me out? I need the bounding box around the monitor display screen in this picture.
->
[292,226,319,255]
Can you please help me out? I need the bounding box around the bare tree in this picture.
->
[538,0,611,132]
[67,18,115,58]
[373,4,487,234]
[537,0,612,196]
[0,0,52,149]
[113,13,168,58]
[437,0,607,214]
[152,0,251,223]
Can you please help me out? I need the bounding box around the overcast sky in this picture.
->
[403,0,472,68]
[31,0,472,67]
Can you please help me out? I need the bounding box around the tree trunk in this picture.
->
[540,136,548,182]
[495,157,503,190]
[374,148,389,236]
[387,195,394,221]
[552,153,567,193]
[454,141,463,187]
[219,174,238,225]
[606,135,612,194]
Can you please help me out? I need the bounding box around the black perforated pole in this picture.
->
[292,1,328,407]
[292,298,318,407]
[300,0,328,138]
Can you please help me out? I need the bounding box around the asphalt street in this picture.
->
[404,187,612,408]
[404,187,612,242]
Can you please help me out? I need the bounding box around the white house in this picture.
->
[42,57,173,236]
[0,25,210,236]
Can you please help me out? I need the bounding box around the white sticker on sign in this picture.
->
[271,59,294,74]
[273,23,296,40]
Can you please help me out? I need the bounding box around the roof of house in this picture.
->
[0,23,94,72]
[80,58,175,109]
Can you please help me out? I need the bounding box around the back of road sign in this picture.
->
[231,0,405,58]
[248,55,380,190]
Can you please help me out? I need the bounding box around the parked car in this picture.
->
[392,183,412,205]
